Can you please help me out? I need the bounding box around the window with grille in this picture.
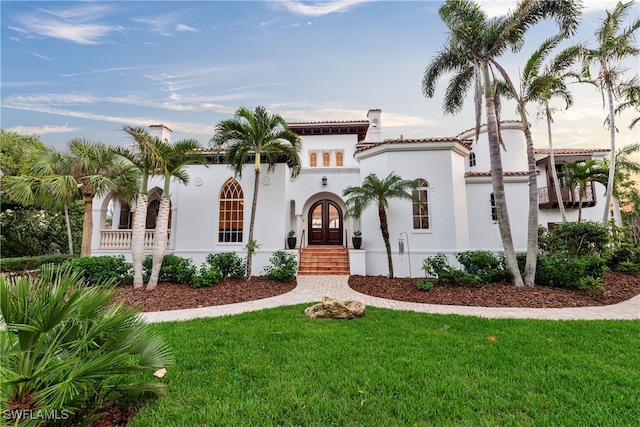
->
[469,152,476,167]
[490,192,498,222]
[309,152,317,167]
[412,178,429,229]
[219,178,244,242]
[323,152,330,167]
[336,152,344,167]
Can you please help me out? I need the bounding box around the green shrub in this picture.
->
[535,254,608,289]
[143,254,196,284]
[545,221,609,257]
[263,251,297,282]
[206,252,246,279]
[0,253,72,272]
[615,260,640,274]
[63,255,132,286]
[416,278,435,291]
[455,250,511,283]
[607,242,640,272]
[438,266,483,287]
[421,253,449,278]
[193,263,223,288]
[576,276,607,293]
[0,264,173,425]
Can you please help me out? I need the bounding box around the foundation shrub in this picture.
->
[143,254,196,284]
[455,250,511,283]
[63,255,132,286]
[206,252,246,279]
[0,254,72,272]
[421,253,449,278]
[263,251,297,283]
[545,221,608,257]
[416,278,435,291]
[535,254,608,289]
[192,263,223,288]
[437,266,483,287]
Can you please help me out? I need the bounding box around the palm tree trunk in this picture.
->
[131,193,148,288]
[602,77,616,226]
[246,166,260,280]
[80,194,94,257]
[147,197,170,291]
[521,121,538,287]
[378,204,394,279]
[578,186,584,222]
[63,203,74,255]
[484,92,525,287]
[546,110,567,222]
[612,196,623,226]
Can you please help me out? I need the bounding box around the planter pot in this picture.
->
[287,237,297,249]
[352,237,362,249]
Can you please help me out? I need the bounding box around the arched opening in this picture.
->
[308,199,343,245]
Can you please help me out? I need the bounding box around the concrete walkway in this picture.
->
[141,275,640,323]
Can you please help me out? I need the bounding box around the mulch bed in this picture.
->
[348,272,640,308]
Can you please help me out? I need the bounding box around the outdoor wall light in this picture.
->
[322,176,327,186]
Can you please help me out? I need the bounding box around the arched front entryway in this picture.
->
[308,199,343,245]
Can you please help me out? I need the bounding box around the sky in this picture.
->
[1,0,638,154]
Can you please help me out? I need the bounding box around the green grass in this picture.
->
[131,306,640,426]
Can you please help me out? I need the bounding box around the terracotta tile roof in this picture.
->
[465,171,530,177]
[356,137,472,153]
[287,120,370,126]
[534,148,609,155]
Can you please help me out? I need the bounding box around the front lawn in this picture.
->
[131,306,639,426]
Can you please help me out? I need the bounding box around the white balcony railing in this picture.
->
[99,229,170,250]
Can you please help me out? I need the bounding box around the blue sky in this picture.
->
[1,0,638,152]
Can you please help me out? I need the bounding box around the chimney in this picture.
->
[149,124,172,144]
[364,109,382,143]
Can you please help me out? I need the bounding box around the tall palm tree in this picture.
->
[212,106,302,279]
[580,0,640,226]
[607,143,640,225]
[343,173,419,279]
[117,126,166,288]
[561,160,609,222]
[147,139,206,290]
[18,139,139,257]
[614,76,640,129]
[498,36,581,285]
[422,0,581,287]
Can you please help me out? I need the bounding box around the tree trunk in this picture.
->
[146,197,170,291]
[602,77,616,226]
[80,194,94,257]
[612,196,623,226]
[378,203,394,279]
[64,203,74,255]
[485,95,525,287]
[131,193,148,288]
[546,109,567,222]
[521,116,538,287]
[246,166,261,280]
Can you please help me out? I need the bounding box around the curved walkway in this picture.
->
[141,275,640,323]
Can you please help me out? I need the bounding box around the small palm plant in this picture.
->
[0,264,173,425]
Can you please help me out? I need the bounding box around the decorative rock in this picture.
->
[304,296,365,319]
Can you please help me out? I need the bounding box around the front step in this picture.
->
[298,246,350,275]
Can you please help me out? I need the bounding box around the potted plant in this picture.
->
[287,230,297,249]
[352,230,362,249]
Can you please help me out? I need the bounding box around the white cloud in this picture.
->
[30,52,51,60]
[476,0,619,18]
[5,124,81,136]
[176,23,198,32]
[275,0,373,17]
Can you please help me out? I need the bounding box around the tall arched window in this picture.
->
[219,178,244,242]
[336,152,344,167]
[412,178,429,230]
[469,152,476,167]
[323,152,330,167]
[310,152,317,167]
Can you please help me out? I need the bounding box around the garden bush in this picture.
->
[421,253,449,278]
[416,278,435,291]
[0,253,71,272]
[544,221,608,257]
[437,265,483,287]
[206,252,246,279]
[143,254,196,284]
[607,241,640,273]
[263,251,297,282]
[535,253,608,289]
[64,255,132,286]
[455,250,511,283]
[0,264,173,425]
[193,263,223,288]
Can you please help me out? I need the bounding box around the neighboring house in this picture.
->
[91,109,608,277]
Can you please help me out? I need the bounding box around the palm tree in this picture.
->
[580,0,640,226]
[147,139,206,290]
[607,143,640,225]
[422,0,581,287]
[117,126,166,288]
[343,173,419,279]
[212,106,302,279]
[561,160,609,222]
[614,76,640,129]
[12,139,139,257]
[498,36,581,284]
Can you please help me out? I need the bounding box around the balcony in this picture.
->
[99,229,170,250]
[538,184,596,209]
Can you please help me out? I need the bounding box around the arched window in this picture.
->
[336,152,344,167]
[310,152,317,167]
[412,178,429,229]
[469,152,476,167]
[118,202,132,229]
[323,152,331,167]
[219,178,244,242]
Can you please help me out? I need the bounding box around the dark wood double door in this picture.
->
[308,200,343,245]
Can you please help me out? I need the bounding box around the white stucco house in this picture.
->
[91,109,609,277]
